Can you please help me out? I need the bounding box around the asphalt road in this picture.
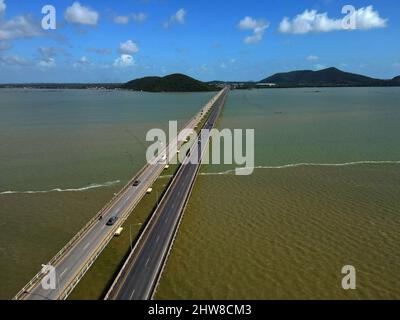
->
[106,88,228,300]
[19,90,225,300]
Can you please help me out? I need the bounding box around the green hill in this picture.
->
[123,73,215,92]
[260,67,399,87]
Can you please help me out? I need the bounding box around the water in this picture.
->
[0,89,214,299]
[155,88,400,299]
[1,87,399,299]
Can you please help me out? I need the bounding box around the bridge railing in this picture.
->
[105,88,228,300]
[13,89,225,300]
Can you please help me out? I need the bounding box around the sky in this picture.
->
[0,0,399,83]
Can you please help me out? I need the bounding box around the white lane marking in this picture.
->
[165,217,169,223]
[145,258,150,268]
[60,268,68,279]
[101,225,105,230]
[129,289,136,300]
[83,242,91,251]
[156,235,160,243]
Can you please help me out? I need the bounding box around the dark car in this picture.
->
[106,216,118,226]
[132,180,140,187]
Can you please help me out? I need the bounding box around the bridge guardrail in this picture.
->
[105,88,228,300]
[13,89,225,300]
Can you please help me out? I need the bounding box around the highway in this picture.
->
[106,87,228,300]
[15,89,227,300]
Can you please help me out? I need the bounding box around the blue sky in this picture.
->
[0,0,399,83]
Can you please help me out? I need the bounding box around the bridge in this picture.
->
[14,88,228,300]
[105,88,228,300]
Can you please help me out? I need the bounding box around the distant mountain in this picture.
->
[124,73,216,92]
[260,67,400,87]
[392,75,400,83]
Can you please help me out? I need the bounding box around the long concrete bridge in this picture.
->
[14,88,228,300]
[105,88,228,300]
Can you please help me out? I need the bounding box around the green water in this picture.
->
[1,87,399,299]
[0,89,214,299]
[155,87,400,300]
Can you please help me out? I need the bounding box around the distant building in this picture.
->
[257,83,276,87]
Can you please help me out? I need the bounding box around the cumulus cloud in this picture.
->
[0,15,43,41]
[64,2,99,26]
[37,57,56,68]
[163,8,186,28]
[113,54,134,68]
[306,55,319,61]
[279,6,387,34]
[133,12,147,23]
[114,15,130,24]
[0,0,6,14]
[0,54,30,66]
[313,64,326,70]
[119,40,139,55]
[73,56,91,68]
[238,16,269,44]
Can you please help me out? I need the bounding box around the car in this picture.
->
[132,180,140,187]
[106,216,118,226]
[158,154,167,163]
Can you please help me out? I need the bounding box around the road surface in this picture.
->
[15,89,227,300]
[106,88,228,300]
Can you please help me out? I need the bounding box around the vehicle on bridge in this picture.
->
[114,227,124,236]
[106,216,118,226]
[132,180,141,187]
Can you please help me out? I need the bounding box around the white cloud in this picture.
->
[133,12,147,23]
[38,58,56,68]
[114,15,129,24]
[393,62,400,68]
[238,16,269,44]
[0,15,43,41]
[0,0,6,14]
[0,54,30,66]
[113,54,134,67]
[353,6,387,29]
[64,2,99,26]
[163,8,186,28]
[279,6,387,34]
[73,56,91,68]
[313,64,326,70]
[306,55,319,61]
[119,40,139,55]
[78,56,89,64]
